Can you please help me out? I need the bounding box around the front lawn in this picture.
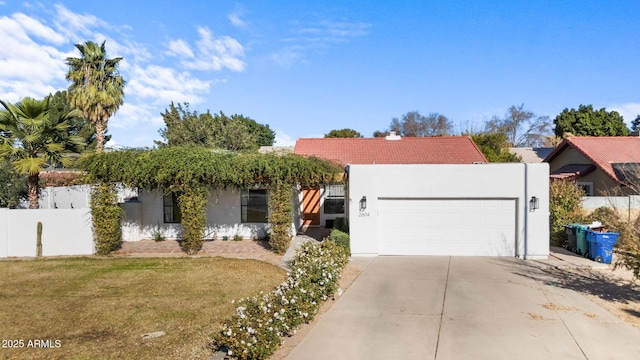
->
[0,257,286,359]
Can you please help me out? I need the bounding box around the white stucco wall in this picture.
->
[348,163,549,259]
[121,189,272,241]
[0,208,94,258]
[0,208,8,258]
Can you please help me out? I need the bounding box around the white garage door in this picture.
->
[378,198,516,256]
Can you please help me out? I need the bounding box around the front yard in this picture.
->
[0,257,286,359]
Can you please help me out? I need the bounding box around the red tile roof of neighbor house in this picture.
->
[294,136,487,166]
[544,136,640,183]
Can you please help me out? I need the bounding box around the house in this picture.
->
[543,137,640,196]
[293,134,488,229]
[348,163,548,258]
[294,134,549,258]
[509,147,554,163]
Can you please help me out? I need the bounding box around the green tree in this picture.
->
[49,90,109,151]
[372,130,390,137]
[385,111,452,137]
[156,102,274,150]
[631,115,640,132]
[233,114,275,147]
[0,160,27,208]
[0,97,86,208]
[324,128,363,138]
[467,132,521,163]
[66,40,125,152]
[554,105,630,137]
[485,104,553,147]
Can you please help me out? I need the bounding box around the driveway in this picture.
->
[286,256,640,360]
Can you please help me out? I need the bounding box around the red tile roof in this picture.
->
[549,164,596,180]
[544,137,640,183]
[294,136,487,166]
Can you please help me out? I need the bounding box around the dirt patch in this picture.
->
[530,264,640,330]
[542,303,578,312]
[528,313,545,320]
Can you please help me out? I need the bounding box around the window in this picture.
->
[242,189,268,223]
[577,182,593,196]
[323,185,345,214]
[163,192,181,223]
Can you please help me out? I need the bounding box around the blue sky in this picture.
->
[1,1,639,148]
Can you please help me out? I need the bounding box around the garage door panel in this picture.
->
[378,199,516,256]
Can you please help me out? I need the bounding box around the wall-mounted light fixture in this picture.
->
[359,196,367,211]
[529,196,539,212]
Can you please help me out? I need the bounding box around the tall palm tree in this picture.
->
[66,40,125,152]
[0,97,86,208]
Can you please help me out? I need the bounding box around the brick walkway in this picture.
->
[112,239,283,265]
[111,228,332,266]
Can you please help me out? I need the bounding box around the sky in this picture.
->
[1,1,640,148]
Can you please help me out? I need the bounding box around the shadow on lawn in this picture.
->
[508,260,640,305]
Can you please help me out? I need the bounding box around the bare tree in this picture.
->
[485,104,552,147]
[388,111,452,137]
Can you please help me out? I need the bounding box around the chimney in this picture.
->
[385,131,401,141]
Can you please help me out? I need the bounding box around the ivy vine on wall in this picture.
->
[80,146,343,254]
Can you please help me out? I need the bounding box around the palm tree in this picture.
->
[66,40,125,152]
[0,97,86,208]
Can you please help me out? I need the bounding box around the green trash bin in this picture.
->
[565,224,578,252]
[575,225,590,256]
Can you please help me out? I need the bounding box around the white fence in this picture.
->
[0,208,94,258]
[581,196,640,222]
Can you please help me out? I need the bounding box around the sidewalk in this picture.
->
[535,246,611,270]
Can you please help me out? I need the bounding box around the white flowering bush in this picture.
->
[211,239,350,360]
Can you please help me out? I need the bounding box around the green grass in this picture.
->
[0,257,286,359]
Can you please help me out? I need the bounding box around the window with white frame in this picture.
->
[163,192,182,223]
[323,185,345,214]
[241,189,268,223]
[577,182,593,196]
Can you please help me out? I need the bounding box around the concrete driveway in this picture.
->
[287,256,640,360]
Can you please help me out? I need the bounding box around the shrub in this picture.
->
[333,217,349,233]
[588,207,640,278]
[268,183,293,254]
[178,187,208,254]
[549,180,586,246]
[326,229,350,255]
[91,183,123,255]
[233,234,243,241]
[211,239,349,359]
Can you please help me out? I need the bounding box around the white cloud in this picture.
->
[53,3,106,42]
[272,19,371,68]
[270,47,305,68]
[274,130,296,146]
[167,26,246,72]
[12,13,66,45]
[0,3,228,147]
[609,103,640,124]
[109,102,155,129]
[166,39,194,58]
[228,12,247,28]
[126,64,211,105]
[0,13,70,99]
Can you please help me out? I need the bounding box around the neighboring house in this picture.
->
[543,137,640,196]
[293,133,488,229]
[258,146,294,155]
[509,147,554,163]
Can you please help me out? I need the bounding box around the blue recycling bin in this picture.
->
[586,231,619,264]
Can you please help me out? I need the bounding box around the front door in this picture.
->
[302,186,321,227]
